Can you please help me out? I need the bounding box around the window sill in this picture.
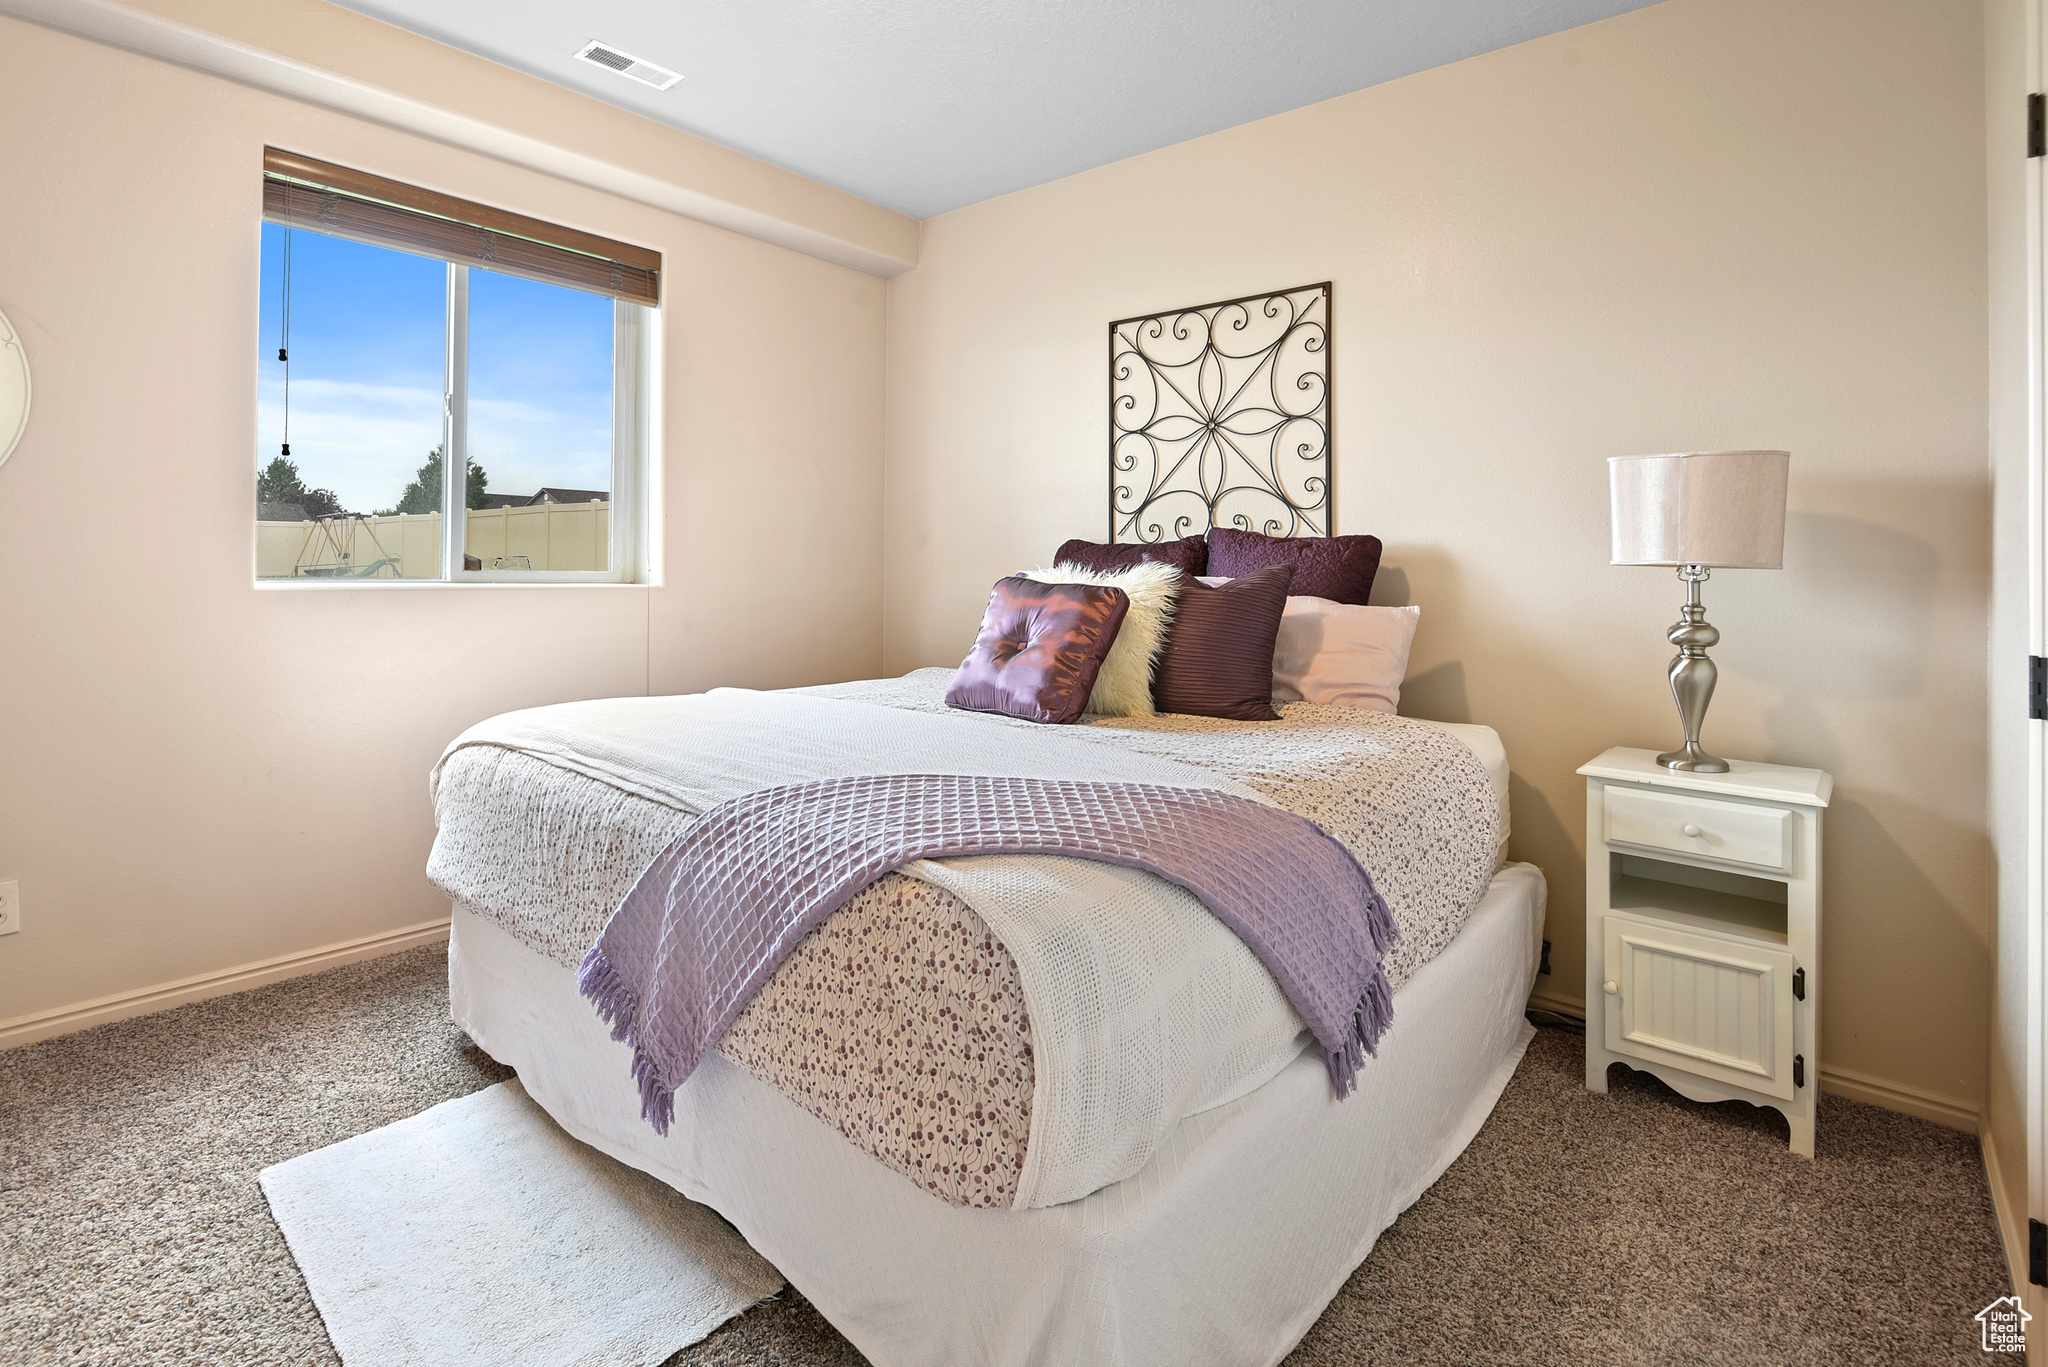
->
[253,578,655,590]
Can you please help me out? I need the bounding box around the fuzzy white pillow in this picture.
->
[1270,598,1421,714]
[1021,560,1182,716]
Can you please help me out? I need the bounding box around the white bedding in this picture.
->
[450,861,1546,1367]
[1418,719,1510,865]
[430,674,1505,1208]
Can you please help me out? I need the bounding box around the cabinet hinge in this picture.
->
[1792,1054,1805,1089]
[1792,967,1805,1001]
[2032,94,2045,157]
[2032,1219,2047,1285]
[2033,657,2048,719]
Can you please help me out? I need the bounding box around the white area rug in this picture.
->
[260,1079,783,1367]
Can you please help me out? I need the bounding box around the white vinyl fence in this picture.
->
[257,502,610,578]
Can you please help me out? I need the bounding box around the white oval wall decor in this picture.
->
[0,304,27,467]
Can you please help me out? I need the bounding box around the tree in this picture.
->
[256,455,345,520]
[385,446,489,516]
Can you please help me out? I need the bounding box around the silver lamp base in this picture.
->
[1657,741,1728,773]
[1658,565,1728,773]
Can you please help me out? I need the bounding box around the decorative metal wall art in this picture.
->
[1110,282,1330,543]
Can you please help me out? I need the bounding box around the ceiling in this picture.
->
[329,0,1664,220]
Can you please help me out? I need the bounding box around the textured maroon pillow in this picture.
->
[1205,528,1381,605]
[947,578,1131,724]
[1053,535,1208,577]
[1151,564,1297,721]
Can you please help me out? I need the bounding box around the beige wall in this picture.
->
[884,0,1991,1113]
[3,0,918,277]
[0,16,885,1025]
[1985,0,2031,1302]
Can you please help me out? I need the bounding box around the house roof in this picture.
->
[475,488,609,508]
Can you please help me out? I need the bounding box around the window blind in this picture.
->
[261,148,660,305]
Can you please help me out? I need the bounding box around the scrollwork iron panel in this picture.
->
[1110,282,1331,543]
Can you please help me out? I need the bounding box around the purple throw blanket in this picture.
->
[580,774,1400,1136]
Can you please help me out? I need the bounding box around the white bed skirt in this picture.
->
[449,862,1546,1367]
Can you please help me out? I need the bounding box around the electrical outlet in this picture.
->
[0,881,18,935]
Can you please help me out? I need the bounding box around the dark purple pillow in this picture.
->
[1205,528,1381,605]
[947,577,1131,725]
[1151,564,1296,721]
[1053,535,1208,577]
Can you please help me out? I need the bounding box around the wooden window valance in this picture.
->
[261,148,660,305]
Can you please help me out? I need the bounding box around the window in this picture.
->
[255,149,656,582]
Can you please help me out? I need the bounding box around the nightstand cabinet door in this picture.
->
[1602,913,1798,1101]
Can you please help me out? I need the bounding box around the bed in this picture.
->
[430,667,1543,1367]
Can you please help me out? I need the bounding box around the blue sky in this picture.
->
[257,223,614,514]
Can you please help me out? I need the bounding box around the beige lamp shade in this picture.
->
[1609,450,1789,568]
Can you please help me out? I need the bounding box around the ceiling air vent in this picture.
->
[573,40,682,91]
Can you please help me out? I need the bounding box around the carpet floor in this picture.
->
[0,944,2011,1366]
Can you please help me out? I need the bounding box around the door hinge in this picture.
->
[2032,1219,2047,1285]
[1792,967,1805,1001]
[2031,93,2045,157]
[2033,656,2047,720]
[1792,1054,1805,1089]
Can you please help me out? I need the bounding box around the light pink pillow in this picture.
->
[1270,598,1420,714]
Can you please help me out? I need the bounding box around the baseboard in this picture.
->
[0,917,451,1050]
[1525,985,1586,1022]
[1982,1122,2030,1303]
[1818,1063,1980,1133]
[1519,987,1980,1132]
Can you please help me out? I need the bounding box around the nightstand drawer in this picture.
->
[1604,787,1793,872]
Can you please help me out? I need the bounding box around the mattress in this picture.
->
[449,861,1547,1367]
[1422,720,1510,864]
[429,671,1508,1208]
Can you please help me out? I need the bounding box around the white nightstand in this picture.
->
[1578,747,1833,1157]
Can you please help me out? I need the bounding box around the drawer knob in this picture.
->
[1682,823,1703,838]
[1603,980,1618,995]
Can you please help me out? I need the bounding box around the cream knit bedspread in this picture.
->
[428,670,1500,1209]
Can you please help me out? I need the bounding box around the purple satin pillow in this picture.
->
[1053,535,1208,577]
[947,577,1132,724]
[1205,528,1381,605]
[1151,564,1296,721]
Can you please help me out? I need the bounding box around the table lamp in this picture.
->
[1609,450,1789,773]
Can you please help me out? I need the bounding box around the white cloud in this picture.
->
[468,395,611,498]
[256,378,612,510]
[257,376,442,513]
